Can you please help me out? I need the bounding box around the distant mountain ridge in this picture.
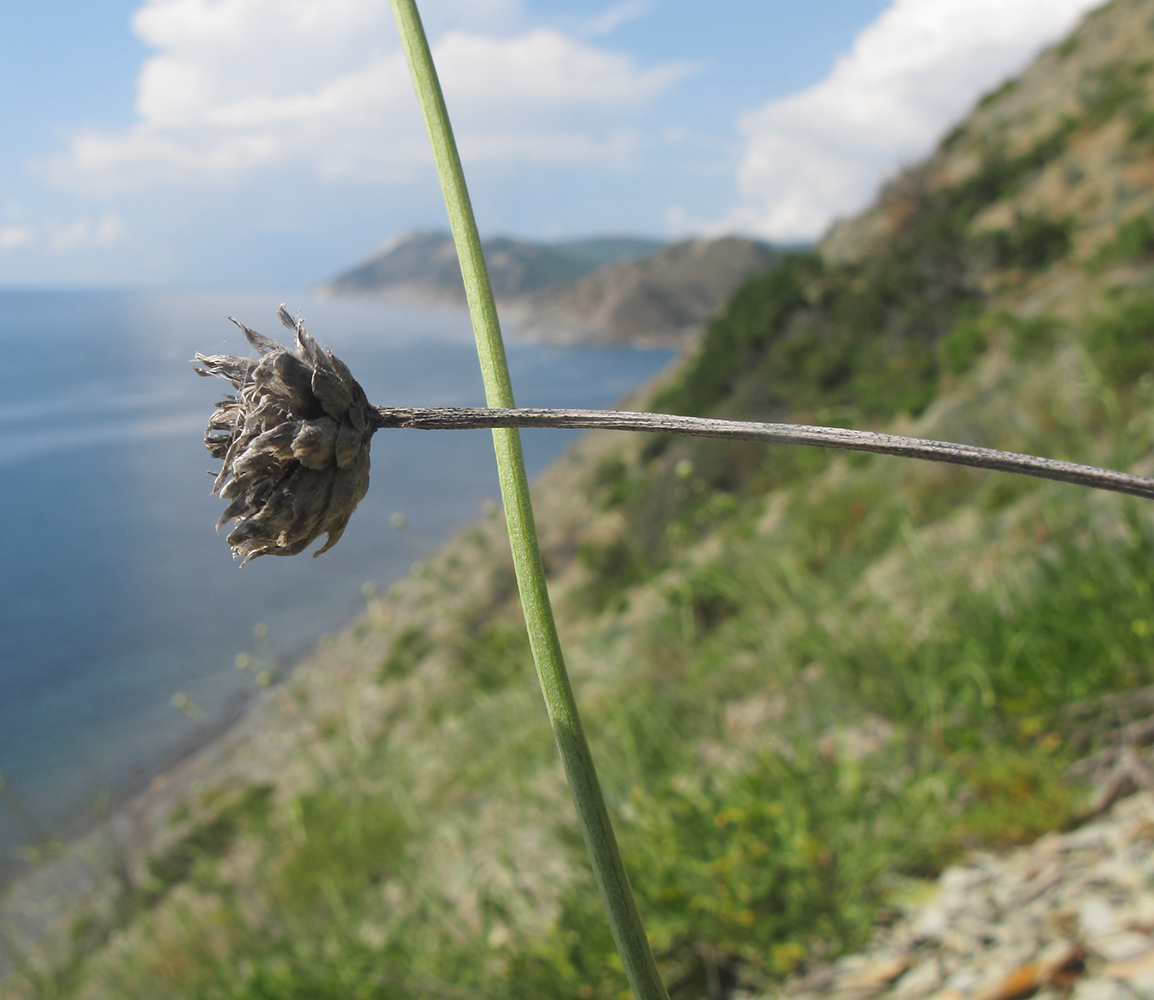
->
[321,230,780,346]
[321,231,665,303]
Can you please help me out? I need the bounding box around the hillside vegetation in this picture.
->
[10,1,1154,997]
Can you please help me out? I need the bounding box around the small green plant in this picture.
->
[1006,313,1062,360]
[591,453,638,508]
[954,748,1081,848]
[941,318,989,374]
[579,536,651,611]
[278,787,409,917]
[144,784,274,906]
[378,625,433,682]
[1088,292,1154,383]
[1092,212,1154,267]
[978,75,1021,109]
[1131,108,1154,141]
[1082,60,1152,125]
[980,214,1073,272]
[457,618,533,692]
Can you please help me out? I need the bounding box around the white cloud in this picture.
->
[584,2,652,38]
[47,214,125,250]
[46,0,687,192]
[0,214,124,252]
[436,28,678,109]
[0,226,35,251]
[725,0,1105,242]
[458,128,639,165]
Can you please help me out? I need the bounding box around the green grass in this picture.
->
[275,786,409,918]
[1131,109,1154,141]
[456,616,534,693]
[978,76,1021,109]
[979,214,1073,272]
[1090,212,1154,269]
[377,625,433,682]
[452,490,1142,996]
[144,784,275,907]
[1088,291,1154,383]
[940,317,989,375]
[1005,313,1063,361]
[1082,60,1152,126]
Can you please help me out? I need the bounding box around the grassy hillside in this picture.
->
[10,1,1154,997]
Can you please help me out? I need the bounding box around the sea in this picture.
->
[0,289,675,868]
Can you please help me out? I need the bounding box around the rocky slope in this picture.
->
[767,790,1154,1000]
[514,237,780,347]
[8,0,1154,997]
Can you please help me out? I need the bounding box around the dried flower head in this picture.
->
[194,306,374,563]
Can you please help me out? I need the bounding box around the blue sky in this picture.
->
[0,0,1102,288]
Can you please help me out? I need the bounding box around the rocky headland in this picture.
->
[320,231,780,347]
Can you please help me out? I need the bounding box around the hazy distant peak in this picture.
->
[320,230,666,305]
[320,230,779,347]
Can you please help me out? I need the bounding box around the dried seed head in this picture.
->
[194,306,374,563]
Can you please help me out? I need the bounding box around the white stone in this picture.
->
[1069,978,1131,1000]
[1122,967,1154,1000]
[891,959,942,1000]
[914,906,948,943]
[1080,897,1122,937]
[1093,931,1153,963]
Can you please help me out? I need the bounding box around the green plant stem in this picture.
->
[388,3,669,998]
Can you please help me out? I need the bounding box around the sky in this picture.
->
[0,0,1105,289]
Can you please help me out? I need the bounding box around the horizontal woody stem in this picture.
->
[371,405,1154,501]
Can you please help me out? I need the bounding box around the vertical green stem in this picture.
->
[388,3,668,998]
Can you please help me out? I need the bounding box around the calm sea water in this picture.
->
[0,289,673,862]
